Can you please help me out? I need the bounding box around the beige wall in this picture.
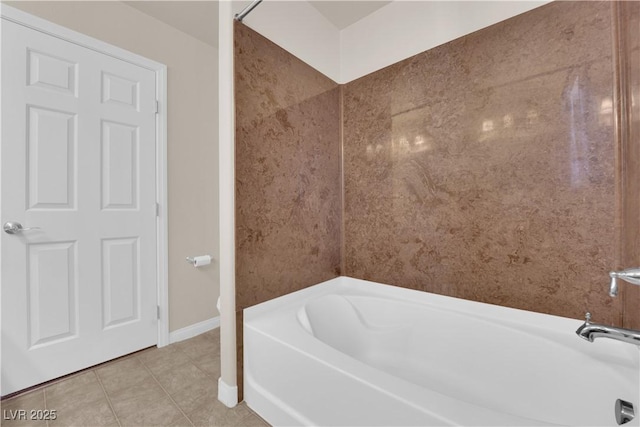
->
[4,1,220,332]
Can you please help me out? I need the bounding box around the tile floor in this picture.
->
[0,329,268,427]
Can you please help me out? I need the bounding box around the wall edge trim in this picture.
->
[218,377,239,408]
[169,316,220,344]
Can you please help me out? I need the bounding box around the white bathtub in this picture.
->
[244,277,640,426]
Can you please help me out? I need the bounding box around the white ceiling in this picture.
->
[124,1,392,47]
[309,1,391,30]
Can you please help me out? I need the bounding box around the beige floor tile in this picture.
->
[109,378,186,426]
[191,354,220,379]
[236,412,270,427]
[137,346,192,376]
[117,399,189,426]
[96,356,152,395]
[0,390,46,427]
[45,371,103,404]
[45,371,117,426]
[201,328,220,340]
[175,334,219,361]
[187,399,252,427]
[1,390,45,410]
[152,363,210,396]
[171,376,217,415]
[163,414,192,427]
[48,399,118,427]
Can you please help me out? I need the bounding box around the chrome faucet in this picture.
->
[609,268,640,297]
[576,312,640,346]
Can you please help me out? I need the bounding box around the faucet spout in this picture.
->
[576,312,640,346]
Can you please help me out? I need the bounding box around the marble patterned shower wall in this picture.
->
[234,22,342,311]
[342,1,631,326]
[234,22,342,397]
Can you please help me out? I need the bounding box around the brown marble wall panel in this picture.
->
[615,1,640,329]
[234,22,342,310]
[234,22,342,397]
[343,1,626,326]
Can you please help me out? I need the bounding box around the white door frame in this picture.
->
[0,4,170,348]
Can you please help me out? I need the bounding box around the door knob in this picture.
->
[3,222,40,234]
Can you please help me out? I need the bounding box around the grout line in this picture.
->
[239,408,269,427]
[173,341,221,381]
[93,370,122,427]
[339,83,345,277]
[138,356,195,427]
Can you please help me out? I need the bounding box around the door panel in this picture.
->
[102,72,139,110]
[27,241,78,348]
[1,18,158,396]
[27,106,77,209]
[101,120,138,209]
[27,49,78,96]
[101,237,139,329]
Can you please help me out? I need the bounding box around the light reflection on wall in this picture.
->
[389,133,433,157]
[599,96,613,127]
[365,142,384,159]
[567,75,588,188]
[380,109,435,158]
[478,110,535,144]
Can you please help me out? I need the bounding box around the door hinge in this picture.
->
[155,202,160,217]
[157,305,160,319]
[154,100,159,114]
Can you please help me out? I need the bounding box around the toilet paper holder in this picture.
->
[186,255,212,267]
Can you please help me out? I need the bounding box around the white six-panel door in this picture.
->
[1,19,158,395]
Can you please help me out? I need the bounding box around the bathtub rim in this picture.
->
[245,275,593,331]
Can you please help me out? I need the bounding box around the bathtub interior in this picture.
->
[244,277,640,427]
[300,291,639,426]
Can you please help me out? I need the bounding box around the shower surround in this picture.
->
[343,0,623,326]
[235,0,639,393]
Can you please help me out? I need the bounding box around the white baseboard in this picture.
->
[169,316,220,344]
[218,377,238,408]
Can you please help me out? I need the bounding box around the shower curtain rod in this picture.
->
[235,0,263,22]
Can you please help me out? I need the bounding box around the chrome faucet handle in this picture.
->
[610,268,640,283]
[609,268,640,297]
[610,275,619,297]
[584,312,591,323]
